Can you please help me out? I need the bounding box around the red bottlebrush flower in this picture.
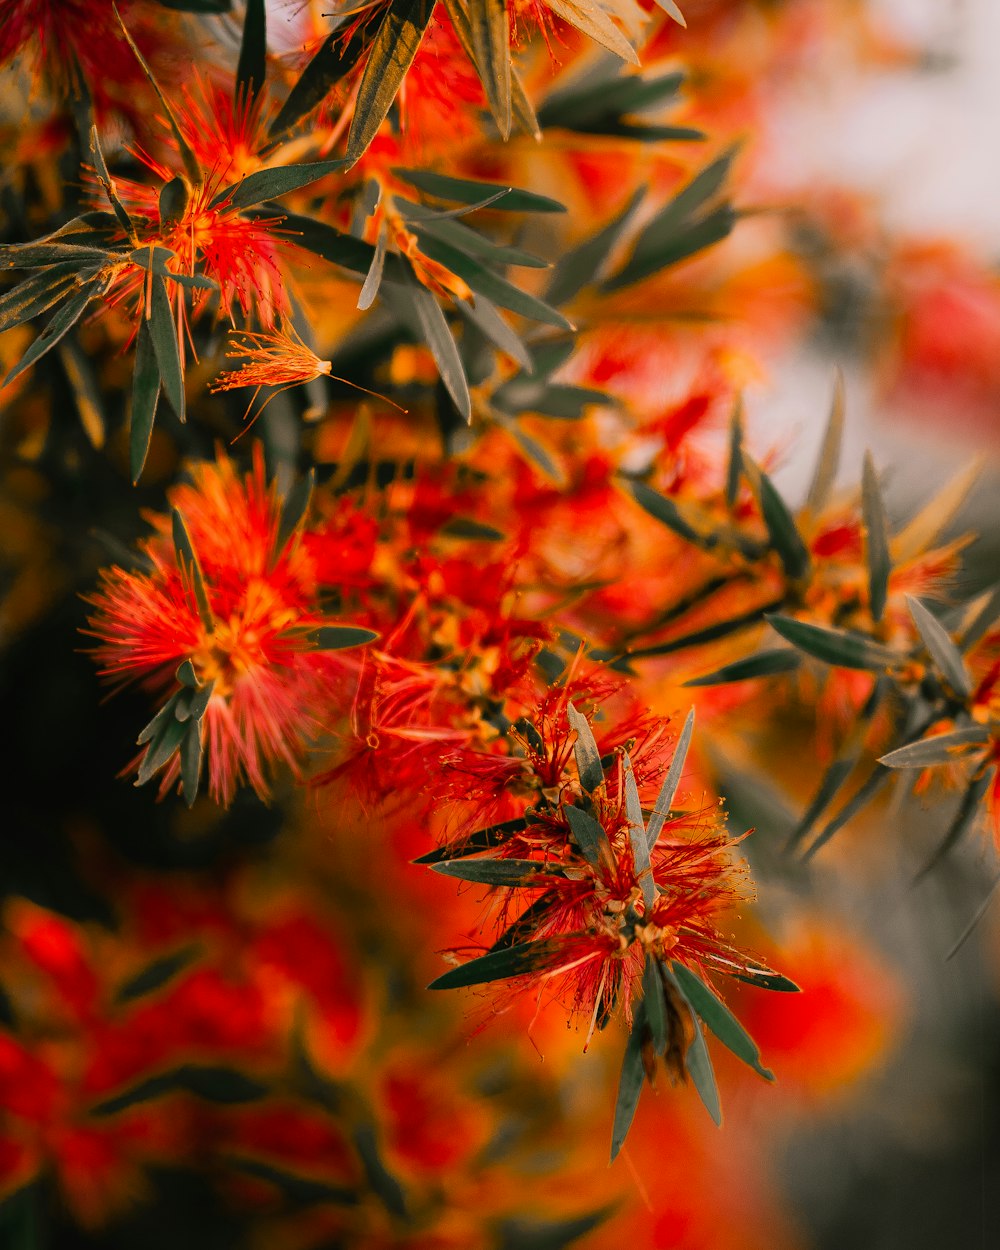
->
[85,447,374,805]
[0,0,141,95]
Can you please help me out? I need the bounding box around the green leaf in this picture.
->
[0,263,82,333]
[630,603,781,660]
[179,719,202,806]
[221,159,349,211]
[115,944,201,1003]
[661,964,721,1125]
[346,0,436,162]
[186,680,215,723]
[269,30,366,139]
[545,186,645,307]
[147,274,184,421]
[544,0,639,64]
[311,625,379,650]
[114,3,201,184]
[412,231,573,328]
[623,751,654,908]
[683,650,800,687]
[91,1066,267,1117]
[136,713,188,785]
[610,999,647,1162]
[88,125,137,241]
[742,454,810,581]
[802,764,893,860]
[652,0,686,24]
[406,214,548,267]
[962,583,1000,652]
[130,318,160,484]
[916,769,993,880]
[236,0,267,106]
[176,660,199,688]
[159,176,188,225]
[907,595,972,697]
[431,858,567,886]
[878,726,990,769]
[274,468,315,558]
[352,1122,409,1218]
[728,963,800,993]
[156,0,231,10]
[496,1207,617,1250]
[628,479,703,546]
[766,614,898,671]
[454,295,533,372]
[392,167,566,214]
[172,510,214,631]
[468,0,511,137]
[128,246,217,289]
[805,371,844,514]
[642,955,668,1053]
[428,935,587,989]
[137,692,182,745]
[413,817,528,864]
[725,397,743,508]
[671,962,774,1081]
[862,452,891,623]
[567,702,604,792]
[645,707,694,851]
[378,269,472,421]
[2,283,98,389]
[358,226,388,311]
[564,804,613,869]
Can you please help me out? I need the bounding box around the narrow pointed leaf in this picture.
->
[603,204,735,290]
[725,398,743,508]
[671,962,774,1081]
[662,964,721,1124]
[729,963,800,993]
[469,0,511,137]
[269,30,366,138]
[179,720,203,806]
[564,805,613,869]
[646,708,694,850]
[544,0,639,64]
[159,176,188,225]
[916,769,994,880]
[805,371,845,513]
[0,263,81,332]
[454,295,532,371]
[428,935,594,990]
[624,751,654,908]
[115,944,201,1003]
[148,273,184,421]
[274,469,315,557]
[312,626,379,650]
[176,660,199,688]
[392,167,565,214]
[862,452,891,622]
[236,0,267,106]
[894,458,981,563]
[137,692,182,745]
[766,614,898,671]
[378,273,471,421]
[413,817,528,864]
[642,955,668,1053]
[684,650,800,687]
[962,583,1000,653]
[129,318,160,483]
[89,125,136,240]
[186,680,215,723]
[567,703,604,792]
[907,595,971,697]
[2,283,97,389]
[223,159,349,211]
[357,226,388,310]
[879,726,990,769]
[743,454,810,580]
[346,0,436,163]
[172,510,214,631]
[628,479,703,545]
[545,186,645,307]
[652,0,686,24]
[610,999,647,1162]
[803,765,892,859]
[136,714,188,785]
[114,3,201,184]
[408,214,547,267]
[431,859,566,886]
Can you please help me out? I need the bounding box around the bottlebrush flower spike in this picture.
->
[85,448,377,806]
[425,702,796,1156]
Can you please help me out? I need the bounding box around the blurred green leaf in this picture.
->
[115,944,201,1003]
[684,650,799,687]
[545,187,645,306]
[862,452,891,623]
[311,626,379,650]
[907,595,972,697]
[393,167,565,214]
[236,0,267,106]
[671,962,774,1081]
[645,707,694,850]
[269,30,366,138]
[346,0,436,162]
[766,614,897,671]
[805,371,845,514]
[610,998,646,1161]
